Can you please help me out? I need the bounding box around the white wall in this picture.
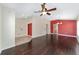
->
[26,19,32,36]
[16,16,50,38]
[1,6,15,50]
[77,20,79,42]
[15,18,27,37]
[45,3,79,20]
[32,16,50,38]
[0,5,2,53]
[15,17,33,38]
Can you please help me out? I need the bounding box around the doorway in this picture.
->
[28,23,32,36]
[53,24,58,34]
[15,21,32,46]
[52,24,58,40]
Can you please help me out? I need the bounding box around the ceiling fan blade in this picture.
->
[47,13,51,15]
[40,14,43,16]
[47,8,56,12]
[45,8,47,11]
[34,10,41,13]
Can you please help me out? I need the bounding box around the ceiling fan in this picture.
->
[34,3,57,16]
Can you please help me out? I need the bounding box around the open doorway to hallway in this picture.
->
[15,18,32,46]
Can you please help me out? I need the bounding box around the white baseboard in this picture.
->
[0,49,2,54]
[15,34,26,38]
[1,44,15,53]
[32,33,77,38]
[77,36,79,42]
[0,51,1,54]
[58,34,76,37]
[50,33,77,37]
[32,34,46,38]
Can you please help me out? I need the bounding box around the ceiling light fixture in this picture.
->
[34,3,56,16]
[42,12,47,15]
[57,22,62,24]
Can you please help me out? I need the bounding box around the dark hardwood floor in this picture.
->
[1,34,79,55]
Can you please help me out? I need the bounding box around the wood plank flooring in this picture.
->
[1,34,79,55]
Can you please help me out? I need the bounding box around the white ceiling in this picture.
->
[1,3,79,19]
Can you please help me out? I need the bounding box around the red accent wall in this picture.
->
[28,23,32,36]
[58,20,77,36]
[50,20,77,36]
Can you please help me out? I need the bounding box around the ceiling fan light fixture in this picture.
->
[34,3,57,16]
[42,12,47,15]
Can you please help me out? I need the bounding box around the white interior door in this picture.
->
[53,24,58,40]
[53,24,58,34]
